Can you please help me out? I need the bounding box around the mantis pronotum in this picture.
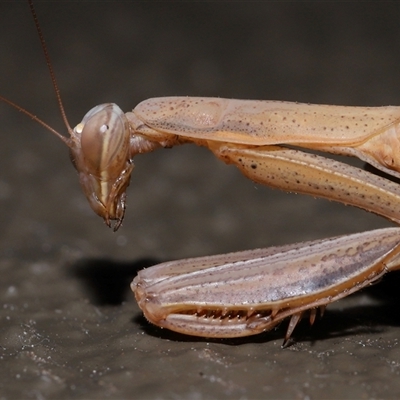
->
[4,1,400,346]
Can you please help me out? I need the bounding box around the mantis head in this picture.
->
[69,103,133,231]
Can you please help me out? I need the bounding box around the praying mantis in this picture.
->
[4,1,400,345]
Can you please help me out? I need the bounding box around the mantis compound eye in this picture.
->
[70,103,134,230]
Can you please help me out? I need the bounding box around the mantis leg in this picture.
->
[133,227,400,341]
[210,143,400,224]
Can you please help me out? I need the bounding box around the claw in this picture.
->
[282,312,303,347]
[309,308,317,326]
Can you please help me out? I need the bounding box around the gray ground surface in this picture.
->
[2,3,400,399]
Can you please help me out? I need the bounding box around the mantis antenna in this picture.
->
[1,0,134,230]
[0,0,73,147]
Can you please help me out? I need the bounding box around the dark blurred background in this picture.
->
[1,3,400,399]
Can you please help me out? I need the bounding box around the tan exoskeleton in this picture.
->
[4,0,400,345]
